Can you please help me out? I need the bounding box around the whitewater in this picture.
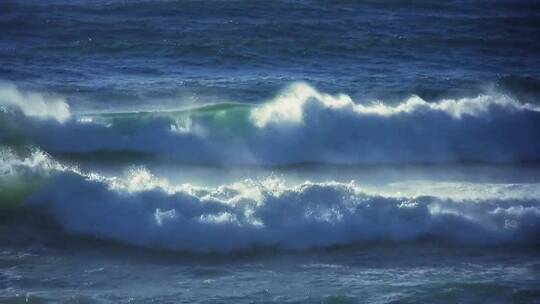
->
[2,82,540,166]
[0,147,539,253]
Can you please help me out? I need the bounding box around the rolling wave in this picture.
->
[1,82,540,165]
[2,149,539,252]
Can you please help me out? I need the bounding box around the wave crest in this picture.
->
[1,82,540,165]
[251,82,539,127]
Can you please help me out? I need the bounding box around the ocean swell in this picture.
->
[1,82,540,165]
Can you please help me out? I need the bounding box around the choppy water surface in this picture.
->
[1,244,539,303]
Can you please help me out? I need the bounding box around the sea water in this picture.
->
[1,1,539,303]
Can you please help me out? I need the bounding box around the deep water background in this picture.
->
[1,0,539,111]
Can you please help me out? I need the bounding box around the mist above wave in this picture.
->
[1,82,540,165]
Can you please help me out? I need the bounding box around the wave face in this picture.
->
[2,83,540,165]
[2,150,539,252]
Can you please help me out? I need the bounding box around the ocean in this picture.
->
[1,0,540,303]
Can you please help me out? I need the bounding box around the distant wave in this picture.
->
[2,149,539,252]
[2,82,540,165]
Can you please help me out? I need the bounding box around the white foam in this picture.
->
[0,147,63,176]
[0,83,70,123]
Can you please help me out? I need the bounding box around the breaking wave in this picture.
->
[1,82,540,165]
[2,149,539,252]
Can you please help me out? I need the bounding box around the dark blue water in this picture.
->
[2,0,539,111]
